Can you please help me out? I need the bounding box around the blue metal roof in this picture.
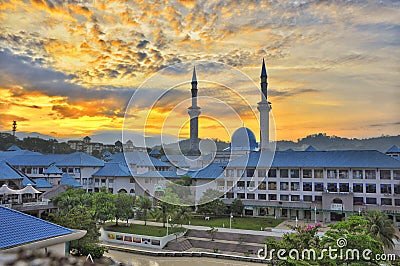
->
[93,162,132,177]
[6,145,21,151]
[43,164,63,174]
[305,145,318,151]
[149,149,161,156]
[189,163,226,179]
[110,152,170,168]
[6,152,104,167]
[33,178,52,188]
[135,171,179,178]
[387,145,400,153]
[228,150,400,168]
[0,161,27,180]
[0,206,74,250]
[60,173,82,187]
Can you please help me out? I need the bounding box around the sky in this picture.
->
[0,0,399,142]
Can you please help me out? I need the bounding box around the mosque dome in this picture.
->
[231,127,258,151]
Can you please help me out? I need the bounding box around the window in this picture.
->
[339,183,349,192]
[314,182,324,192]
[354,197,363,205]
[366,184,376,193]
[258,194,266,200]
[353,170,363,179]
[290,169,299,178]
[39,168,44,174]
[380,184,391,194]
[353,183,363,193]
[226,169,234,177]
[258,169,266,178]
[268,182,277,190]
[366,198,377,205]
[226,192,234,199]
[237,169,244,177]
[380,170,391,180]
[303,169,312,178]
[227,181,234,188]
[68,168,74,173]
[237,181,245,187]
[74,168,80,173]
[26,168,32,174]
[130,178,135,183]
[109,179,114,184]
[395,199,400,206]
[365,170,376,180]
[247,193,255,199]
[394,170,400,180]
[327,169,336,179]
[258,181,266,190]
[395,184,400,194]
[314,169,323,178]
[327,183,337,192]
[280,169,289,178]
[339,170,349,179]
[247,181,255,188]
[315,196,322,202]
[246,168,255,177]
[381,198,392,206]
[280,194,289,201]
[269,194,277,200]
[237,193,245,199]
[82,178,87,185]
[268,169,277,178]
[280,182,289,191]
[303,195,313,202]
[217,180,225,187]
[303,182,312,191]
[291,195,300,201]
[291,182,300,191]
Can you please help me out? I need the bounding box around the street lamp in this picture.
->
[314,206,317,224]
[295,216,298,228]
[166,215,172,236]
[230,213,233,229]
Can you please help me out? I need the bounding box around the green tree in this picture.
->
[363,210,399,250]
[173,206,192,227]
[207,226,218,241]
[50,195,106,258]
[137,196,152,225]
[230,198,244,215]
[92,187,116,223]
[114,192,135,226]
[52,187,92,212]
[197,189,227,216]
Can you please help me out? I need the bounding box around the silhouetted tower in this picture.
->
[12,121,17,137]
[188,67,201,156]
[257,59,272,150]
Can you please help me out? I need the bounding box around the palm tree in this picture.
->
[174,206,192,227]
[137,196,152,225]
[363,211,399,249]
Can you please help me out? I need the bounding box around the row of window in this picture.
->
[225,193,400,206]
[225,168,400,180]
[20,167,81,175]
[227,181,400,194]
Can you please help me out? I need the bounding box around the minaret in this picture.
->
[257,59,272,150]
[188,67,201,156]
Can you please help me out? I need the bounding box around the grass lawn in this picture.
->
[189,216,283,230]
[104,223,186,237]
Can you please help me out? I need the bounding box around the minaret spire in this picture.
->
[188,66,201,156]
[257,58,271,150]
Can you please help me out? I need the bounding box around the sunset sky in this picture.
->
[0,0,399,142]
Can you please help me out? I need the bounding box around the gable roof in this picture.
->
[6,152,104,167]
[60,173,82,187]
[0,206,74,250]
[6,145,21,151]
[0,161,28,180]
[387,145,400,153]
[305,145,318,151]
[43,164,63,175]
[92,162,132,177]
[34,178,52,188]
[189,163,226,179]
[110,152,170,168]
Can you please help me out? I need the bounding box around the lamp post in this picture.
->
[295,216,298,228]
[230,213,233,229]
[166,215,172,236]
[314,206,317,224]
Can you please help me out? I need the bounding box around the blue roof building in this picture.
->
[0,206,85,255]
